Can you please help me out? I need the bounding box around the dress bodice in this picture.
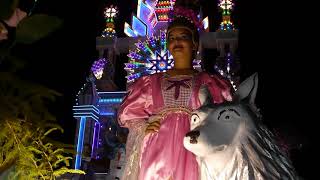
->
[161,74,195,107]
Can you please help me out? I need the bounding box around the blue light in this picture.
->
[100,112,115,116]
[74,112,99,120]
[98,98,123,103]
[73,105,99,113]
[124,22,137,37]
[149,36,157,48]
[137,0,155,36]
[72,108,99,114]
[148,50,173,72]
[132,15,147,36]
[160,30,167,51]
[74,115,99,122]
[75,117,86,170]
[202,16,209,30]
[97,91,127,94]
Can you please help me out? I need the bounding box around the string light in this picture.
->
[214,52,240,90]
[218,0,235,31]
[155,0,175,22]
[102,5,118,37]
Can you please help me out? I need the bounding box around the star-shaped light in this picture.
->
[148,50,174,73]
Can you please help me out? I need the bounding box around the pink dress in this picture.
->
[118,72,232,180]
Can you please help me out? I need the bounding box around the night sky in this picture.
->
[9,0,314,179]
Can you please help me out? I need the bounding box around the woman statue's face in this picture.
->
[168,27,196,68]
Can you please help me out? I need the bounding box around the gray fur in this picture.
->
[184,73,299,180]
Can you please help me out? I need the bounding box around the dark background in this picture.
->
[11,0,314,179]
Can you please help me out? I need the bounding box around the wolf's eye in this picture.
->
[218,109,240,121]
[191,114,200,124]
[219,113,233,121]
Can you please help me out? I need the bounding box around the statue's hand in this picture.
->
[145,115,161,135]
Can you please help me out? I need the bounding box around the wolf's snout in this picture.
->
[186,130,200,144]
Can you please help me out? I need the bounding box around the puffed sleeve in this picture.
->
[117,76,153,128]
[198,72,233,104]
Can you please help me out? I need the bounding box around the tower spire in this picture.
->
[101,5,118,37]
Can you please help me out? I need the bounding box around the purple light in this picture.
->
[91,122,101,159]
[128,51,136,58]
[136,41,144,50]
[91,58,107,79]
[149,36,156,48]
[161,31,166,41]
[126,63,139,69]
[128,51,142,60]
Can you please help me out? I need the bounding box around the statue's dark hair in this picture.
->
[167,16,199,45]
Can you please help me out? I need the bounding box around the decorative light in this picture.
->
[149,51,174,71]
[91,58,107,79]
[102,5,118,37]
[104,5,118,18]
[214,51,240,90]
[98,98,123,103]
[124,22,137,37]
[125,30,202,83]
[125,0,157,37]
[91,122,100,159]
[220,21,234,31]
[100,112,115,116]
[219,0,234,10]
[155,0,175,22]
[75,117,86,169]
[218,0,235,31]
[148,12,157,28]
[125,31,174,82]
[202,16,209,31]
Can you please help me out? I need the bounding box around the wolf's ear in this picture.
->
[199,85,212,106]
[235,73,258,105]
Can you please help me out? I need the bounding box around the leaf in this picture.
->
[45,138,74,149]
[52,157,71,168]
[15,14,63,44]
[26,146,42,155]
[43,127,59,137]
[44,142,53,149]
[2,55,26,72]
[53,167,85,177]
[0,0,19,20]
[51,148,64,156]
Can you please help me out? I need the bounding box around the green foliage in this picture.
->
[0,63,84,178]
[16,14,63,44]
[0,0,19,19]
[0,1,81,179]
[1,1,63,49]
[0,124,85,179]
[0,71,60,127]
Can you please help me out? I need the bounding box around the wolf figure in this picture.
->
[184,73,299,180]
